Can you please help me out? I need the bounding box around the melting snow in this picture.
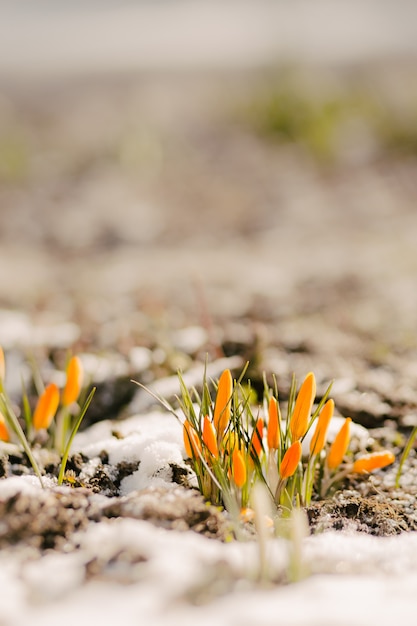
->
[0,409,416,626]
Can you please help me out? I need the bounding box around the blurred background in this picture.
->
[1,0,417,363]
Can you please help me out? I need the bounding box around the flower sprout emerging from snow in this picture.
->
[0,348,95,487]
[179,367,395,515]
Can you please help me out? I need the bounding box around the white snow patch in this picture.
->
[72,410,189,494]
[78,352,129,383]
[0,475,56,498]
[129,346,152,372]
[0,555,27,622]
[4,517,417,626]
[120,439,184,494]
[23,552,86,601]
[74,411,184,465]
[170,325,208,354]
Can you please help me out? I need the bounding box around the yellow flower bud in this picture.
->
[202,415,218,457]
[290,372,316,441]
[232,448,247,487]
[280,440,302,479]
[352,451,395,474]
[213,369,233,437]
[33,383,60,430]
[62,356,84,406]
[250,418,264,461]
[267,397,280,450]
[310,399,334,456]
[183,421,201,459]
[327,417,351,470]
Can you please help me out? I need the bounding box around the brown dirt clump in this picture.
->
[307,493,414,536]
[103,486,229,539]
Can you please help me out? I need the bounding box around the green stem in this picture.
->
[55,406,70,455]
[275,476,286,503]
[320,465,350,498]
[395,425,417,488]
[303,455,317,506]
[58,387,96,485]
[0,389,44,488]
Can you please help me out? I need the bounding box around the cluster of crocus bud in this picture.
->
[0,349,84,441]
[183,370,313,500]
[182,368,396,509]
[183,369,251,492]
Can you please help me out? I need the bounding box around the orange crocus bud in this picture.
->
[0,412,10,442]
[0,347,5,381]
[213,369,233,437]
[267,397,280,450]
[33,383,60,431]
[202,415,219,457]
[309,399,334,456]
[352,451,395,474]
[62,356,84,406]
[280,440,302,479]
[250,418,264,460]
[232,448,247,487]
[290,372,316,441]
[327,417,352,470]
[183,421,201,459]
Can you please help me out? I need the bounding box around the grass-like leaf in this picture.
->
[0,384,44,488]
[58,387,96,485]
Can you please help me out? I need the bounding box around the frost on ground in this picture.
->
[0,410,417,626]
